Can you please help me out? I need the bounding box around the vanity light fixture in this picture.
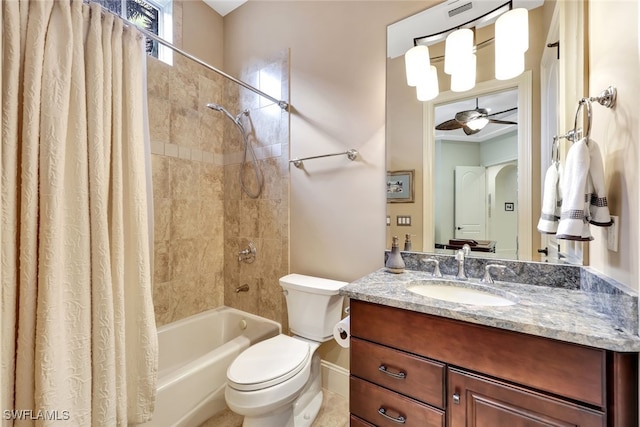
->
[405,1,529,100]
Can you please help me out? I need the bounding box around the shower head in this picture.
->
[206,103,224,112]
[206,103,249,125]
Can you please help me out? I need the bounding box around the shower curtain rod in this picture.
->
[85,1,290,111]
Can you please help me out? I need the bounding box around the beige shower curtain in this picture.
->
[1,1,157,425]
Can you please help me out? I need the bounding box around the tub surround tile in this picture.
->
[149,46,290,331]
[148,96,170,143]
[153,241,170,284]
[341,259,640,352]
[170,198,201,240]
[169,70,199,112]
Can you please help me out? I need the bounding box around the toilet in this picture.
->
[225,274,346,427]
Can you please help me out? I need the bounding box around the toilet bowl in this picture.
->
[224,274,346,427]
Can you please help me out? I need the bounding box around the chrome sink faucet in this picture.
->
[455,244,471,280]
[482,264,508,284]
[421,258,443,278]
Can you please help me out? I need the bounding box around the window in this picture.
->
[95,0,173,65]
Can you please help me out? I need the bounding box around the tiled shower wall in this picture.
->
[148,53,227,326]
[147,39,290,327]
[223,51,291,330]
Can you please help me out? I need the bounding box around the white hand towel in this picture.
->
[537,163,560,233]
[587,139,613,226]
[556,138,593,241]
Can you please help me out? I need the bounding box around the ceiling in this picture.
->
[434,87,518,142]
[203,0,247,16]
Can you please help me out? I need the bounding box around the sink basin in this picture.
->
[407,282,516,306]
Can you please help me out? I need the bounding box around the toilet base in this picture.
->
[240,352,323,427]
[292,352,323,427]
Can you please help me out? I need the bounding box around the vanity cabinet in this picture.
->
[349,300,637,427]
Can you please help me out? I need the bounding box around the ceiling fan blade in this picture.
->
[455,110,482,123]
[488,119,518,125]
[487,107,517,117]
[436,119,463,130]
[463,126,481,136]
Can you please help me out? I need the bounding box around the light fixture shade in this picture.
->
[495,49,525,80]
[495,8,529,53]
[444,28,474,75]
[467,117,489,130]
[495,8,528,80]
[450,54,476,92]
[405,45,431,87]
[416,66,439,101]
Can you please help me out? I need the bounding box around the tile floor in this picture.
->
[200,389,349,427]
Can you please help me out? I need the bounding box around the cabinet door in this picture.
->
[448,368,605,427]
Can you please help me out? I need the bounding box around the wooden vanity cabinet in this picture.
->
[349,300,638,427]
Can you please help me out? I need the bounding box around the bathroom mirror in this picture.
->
[385,1,587,263]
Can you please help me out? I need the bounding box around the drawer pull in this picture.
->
[378,407,406,424]
[378,364,407,379]
[452,393,461,405]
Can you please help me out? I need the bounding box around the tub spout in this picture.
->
[235,284,250,293]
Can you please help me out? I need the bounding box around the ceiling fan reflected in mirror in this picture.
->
[435,98,517,135]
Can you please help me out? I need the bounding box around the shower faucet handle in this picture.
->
[238,241,257,263]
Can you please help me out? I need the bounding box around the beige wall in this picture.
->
[587,0,639,292]
[182,0,224,68]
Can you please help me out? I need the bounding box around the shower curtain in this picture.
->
[1,1,157,425]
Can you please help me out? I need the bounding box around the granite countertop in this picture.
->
[340,267,640,352]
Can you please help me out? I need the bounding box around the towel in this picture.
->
[587,140,613,226]
[537,162,562,233]
[556,138,593,241]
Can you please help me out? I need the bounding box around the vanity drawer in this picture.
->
[350,300,606,407]
[349,414,375,426]
[351,337,445,408]
[350,376,445,427]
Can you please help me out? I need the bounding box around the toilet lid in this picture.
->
[227,335,311,391]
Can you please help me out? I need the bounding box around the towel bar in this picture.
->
[289,149,358,169]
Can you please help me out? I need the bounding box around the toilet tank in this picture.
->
[279,274,346,342]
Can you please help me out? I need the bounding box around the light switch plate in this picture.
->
[607,215,619,252]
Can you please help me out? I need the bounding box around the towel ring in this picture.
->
[572,86,617,142]
[551,136,560,164]
[573,98,593,140]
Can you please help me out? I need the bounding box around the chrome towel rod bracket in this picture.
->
[290,149,358,169]
[572,86,617,141]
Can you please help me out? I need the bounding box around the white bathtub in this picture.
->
[140,306,281,427]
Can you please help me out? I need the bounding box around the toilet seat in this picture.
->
[227,335,311,392]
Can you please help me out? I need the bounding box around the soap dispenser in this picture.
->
[404,234,412,251]
[385,236,405,274]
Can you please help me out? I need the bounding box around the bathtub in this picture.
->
[140,306,281,427]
